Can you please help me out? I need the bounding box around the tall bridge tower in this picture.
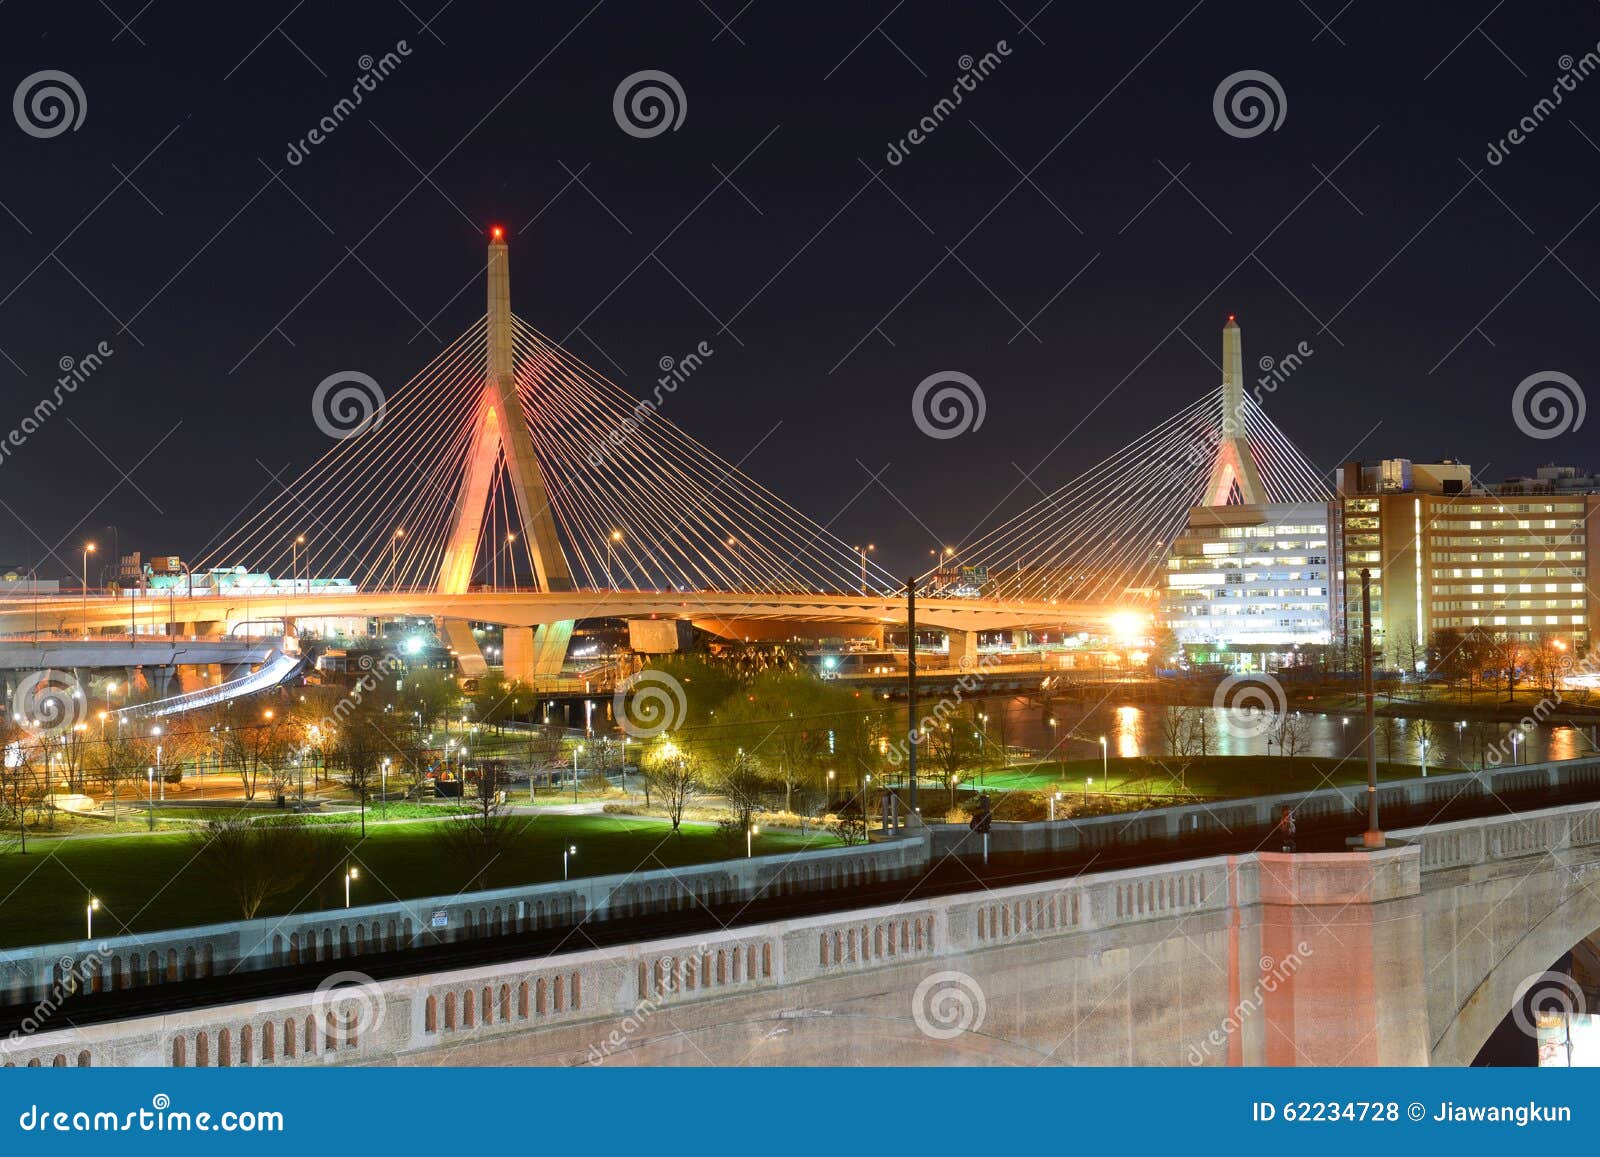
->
[436,230,576,680]
[1202,315,1266,506]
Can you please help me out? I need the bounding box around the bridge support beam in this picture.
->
[440,620,489,677]
[945,630,978,670]
[1010,629,1028,651]
[504,622,573,683]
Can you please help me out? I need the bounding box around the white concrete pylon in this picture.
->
[1203,314,1266,506]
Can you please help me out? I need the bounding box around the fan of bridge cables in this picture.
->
[197,316,900,596]
[942,387,1334,604]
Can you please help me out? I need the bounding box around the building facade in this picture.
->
[1340,482,1600,666]
[1163,501,1334,668]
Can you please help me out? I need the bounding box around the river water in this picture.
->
[947,695,1600,770]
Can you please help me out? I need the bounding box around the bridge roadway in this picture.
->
[8,763,1600,1066]
[0,590,1122,639]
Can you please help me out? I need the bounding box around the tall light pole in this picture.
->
[146,767,154,830]
[563,844,576,881]
[1099,734,1108,784]
[391,528,405,588]
[572,743,583,802]
[854,544,874,595]
[381,757,390,819]
[292,535,305,596]
[86,896,98,941]
[80,542,96,637]
[344,865,359,908]
[746,824,759,858]
[151,725,164,802]
[609,529,623,588]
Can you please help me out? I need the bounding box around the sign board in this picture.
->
[430,909,448,929]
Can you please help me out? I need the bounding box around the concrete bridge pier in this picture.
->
[504,622,573,683]
[1232,851,1428,1065]
[946,630,978,669]
[1010,629,1028,651]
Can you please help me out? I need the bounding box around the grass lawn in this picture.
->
[0,814,839,951]
[966,755,1428,799]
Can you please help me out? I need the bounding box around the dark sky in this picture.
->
[3,0,1599,582]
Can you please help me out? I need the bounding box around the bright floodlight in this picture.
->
[1109,610,1145,641]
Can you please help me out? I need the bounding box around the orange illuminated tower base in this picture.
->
[436,232,576,682]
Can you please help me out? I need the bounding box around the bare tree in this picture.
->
[189,820,327,919]
[642,751,701,833]
[430,770,528,891]
[1276,712,1311,758]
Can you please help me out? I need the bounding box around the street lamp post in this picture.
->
[608,530,623,588]
[1084,776,1092,803]
[292,535,305,596]
[854,544,874,595]
[391,528,405,587]
[1099,734,1108,784]
[563,844,576,881]
[572,744,583,802]
[1420,737,1429,778]
[86,896,98,941]
[80,542,96,638]
[151,726,164,802]
[146,767,155,831]
[381,758,390,820]
[747,824,759,858]
[344,865,359,908]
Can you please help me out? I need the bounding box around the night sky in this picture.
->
[3,0,1599,583]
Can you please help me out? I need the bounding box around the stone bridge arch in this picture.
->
[1427,865,1600,1066]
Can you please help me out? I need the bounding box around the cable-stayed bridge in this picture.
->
[0,239,1330,688]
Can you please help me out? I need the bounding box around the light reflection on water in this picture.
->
[917,695,1600,770]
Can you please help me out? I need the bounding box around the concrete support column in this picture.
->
[1009,629,1028,651]
[945,630,978,670]
[504,621,574,683]
[1229,849,1427,1066]
[440,619,489,677]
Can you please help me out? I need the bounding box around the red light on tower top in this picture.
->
[490,225,505,242]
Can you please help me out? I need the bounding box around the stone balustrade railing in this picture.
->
[0,831,928,1012]
[929,754,1600,858]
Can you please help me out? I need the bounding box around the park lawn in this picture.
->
[0,814,839,951]
[968,755,1427,799]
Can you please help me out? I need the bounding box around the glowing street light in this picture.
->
[344,865,360,908]
[746,824,759,858]
[573,743,583,802]
[1099,734,1108,782]
[85,896,99,940]
[563,844,577,881]
[80,542,96,638]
